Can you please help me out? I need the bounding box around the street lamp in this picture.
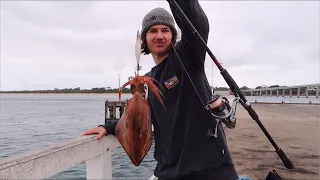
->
[118,74,120,91]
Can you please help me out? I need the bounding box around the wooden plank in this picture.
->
[105,101,108,124]
[105,100,127,122]
[112,102,116,119]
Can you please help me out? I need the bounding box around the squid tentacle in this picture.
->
[144,76,165,92]
[119,79,133,100]
[143,79,166,111]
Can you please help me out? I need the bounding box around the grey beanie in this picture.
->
[141,7,177,40]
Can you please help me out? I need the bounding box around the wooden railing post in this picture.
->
[105,100,127,122]
[105,100,108,124]
[112,102,117,118]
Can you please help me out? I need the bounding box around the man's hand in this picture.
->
[81,126,107,140]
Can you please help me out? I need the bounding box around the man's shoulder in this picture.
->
[144,71,151,76]
[144,70,154,77]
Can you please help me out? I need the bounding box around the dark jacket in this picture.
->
[101,0,238,179]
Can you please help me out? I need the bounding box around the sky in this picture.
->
[0,1,319,91]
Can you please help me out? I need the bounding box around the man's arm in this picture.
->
[99,119,119,136]
[167,0,209,70]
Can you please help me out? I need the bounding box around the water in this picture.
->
[0,93,156,179]
[0,93,318,179]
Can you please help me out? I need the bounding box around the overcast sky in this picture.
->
[1,1,319,91]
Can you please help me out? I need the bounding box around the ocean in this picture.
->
[0,93,319,179]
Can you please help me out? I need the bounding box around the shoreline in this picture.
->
[1,93,319,105]
[1,92,318,96]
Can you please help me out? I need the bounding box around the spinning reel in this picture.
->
[205,93,240,138]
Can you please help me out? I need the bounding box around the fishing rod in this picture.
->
[167,0,294,170]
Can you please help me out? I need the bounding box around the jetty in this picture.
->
[0,99,319,180]
[242,83,320,98]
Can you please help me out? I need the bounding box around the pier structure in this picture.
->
[242,83,320,98]
[104,100,127,124]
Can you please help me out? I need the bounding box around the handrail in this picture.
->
[0,135,120,179]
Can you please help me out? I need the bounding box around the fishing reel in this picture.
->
[205,94,240,138]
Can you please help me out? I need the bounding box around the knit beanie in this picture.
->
[141,7,177,41]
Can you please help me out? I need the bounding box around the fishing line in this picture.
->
[170,41,207,108]
[163,0,294,170]
[152,17,208,109]
[153,15,240,138]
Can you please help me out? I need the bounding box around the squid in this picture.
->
[115,30,165,166]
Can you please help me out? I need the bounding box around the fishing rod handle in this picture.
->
[277,148,294,169]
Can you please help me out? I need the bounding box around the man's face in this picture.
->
[145,24,173,56]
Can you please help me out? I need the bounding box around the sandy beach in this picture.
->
[225,103,320,180]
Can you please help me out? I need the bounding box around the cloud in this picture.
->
[1,1,319,91]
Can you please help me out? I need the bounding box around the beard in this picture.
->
[154,44,172,57]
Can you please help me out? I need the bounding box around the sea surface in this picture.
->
[0,93,319,179]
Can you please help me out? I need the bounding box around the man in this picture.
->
[82,0,239,179]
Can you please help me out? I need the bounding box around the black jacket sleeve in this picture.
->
[99,119,119,136]
[167,0,209,70]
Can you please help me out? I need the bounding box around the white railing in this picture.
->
[0,135,157,179]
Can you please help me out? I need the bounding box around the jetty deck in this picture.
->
[226,103,319,180]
